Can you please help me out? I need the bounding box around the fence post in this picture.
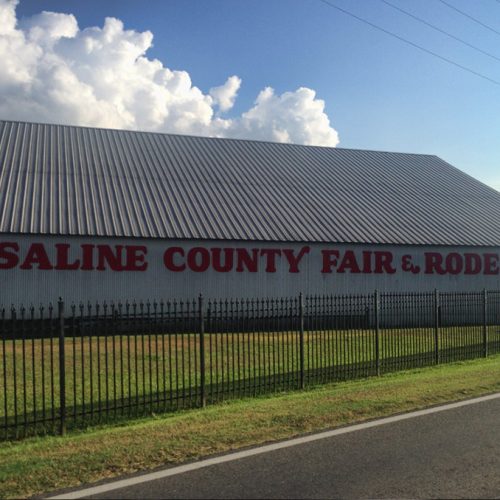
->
[199,294,206,408]
[434,289,440,365]
[299,293,305,389]
[374,290,380,376]
[58,298,66,436]
[483,289,488,358]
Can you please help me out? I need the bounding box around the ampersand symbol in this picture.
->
[402,255,421,274]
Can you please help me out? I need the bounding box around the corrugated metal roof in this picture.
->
[1,119,500,246]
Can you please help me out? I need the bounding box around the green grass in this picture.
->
[1,326,500,437]
[1,354,500,499]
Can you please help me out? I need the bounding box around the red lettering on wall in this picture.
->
[0,242,19,269]
[4,242,500,280]
[321,250,340,273]
[484,253,499,275]
[445,253,463,275]
[212,248,234,272]
[337,250,361,274]
[80,245,95,270]
[188,247,210,272]
[283,246,310,273]
[425,253,446,275]
[236,249,259,272]
[163,247,185,272]
[96,245,124,271]
[20,243,53,270]
[55,244,80,270]
[464,253,481,275]
[374,252,396,274]
[260,249,281,273]
[361,251,372,273]
[125,246,148,271]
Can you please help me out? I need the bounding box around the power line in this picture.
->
[438,0,500,36]
[381,0,500,63]
[317,0,500,86]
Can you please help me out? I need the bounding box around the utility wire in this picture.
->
[438,0,500,36]
[317,0,500,86]
[381,0,500,63]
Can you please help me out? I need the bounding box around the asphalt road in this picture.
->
[66,396,500,499]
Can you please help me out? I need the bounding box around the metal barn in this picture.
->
[0,119,500,306]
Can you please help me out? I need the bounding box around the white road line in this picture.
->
[48,392,500,499]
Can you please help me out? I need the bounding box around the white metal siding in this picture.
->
[1,235,499,306]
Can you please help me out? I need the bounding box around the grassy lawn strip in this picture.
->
[1,354,500,499]
[4,327,498,419]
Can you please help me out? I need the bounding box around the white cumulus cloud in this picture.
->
[0,0,339,146]
[229,87,339,146]
[209,75,241,113]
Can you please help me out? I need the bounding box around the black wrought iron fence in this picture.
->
[1,290,500,440]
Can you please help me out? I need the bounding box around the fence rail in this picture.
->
[1,290,500,440]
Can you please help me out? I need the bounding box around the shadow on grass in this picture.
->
[2,341,500,441]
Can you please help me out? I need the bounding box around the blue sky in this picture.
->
[9,0,500,190]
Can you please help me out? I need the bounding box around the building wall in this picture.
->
[1,234,500,306]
